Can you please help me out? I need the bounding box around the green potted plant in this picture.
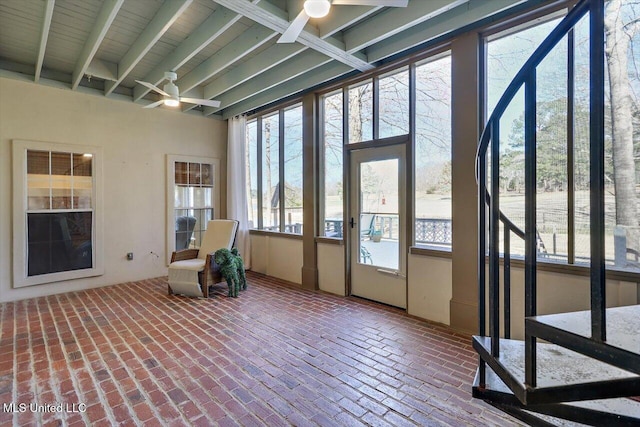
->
[371,230,382,242]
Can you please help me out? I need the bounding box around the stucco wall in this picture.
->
[0,77,226,302]
[317,242,346,296]
[249,234,303,284]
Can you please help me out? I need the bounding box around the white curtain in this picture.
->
[227,115,251,269]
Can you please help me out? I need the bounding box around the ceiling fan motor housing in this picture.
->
[163,81,180,99]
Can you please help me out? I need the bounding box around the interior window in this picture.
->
[166,155,219,262]
[13,141,103,287]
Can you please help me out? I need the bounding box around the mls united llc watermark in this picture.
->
[3,402,87,413]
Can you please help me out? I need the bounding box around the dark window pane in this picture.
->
[73,153,92,176]
[175,214,196,250]
[201,163,213,186]
[51,152,71,176]
[27,150,49,174]
[175,162,188,185]
[188,162,201,185]
[27,212,93,276]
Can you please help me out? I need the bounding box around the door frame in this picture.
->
[344,134,411,308]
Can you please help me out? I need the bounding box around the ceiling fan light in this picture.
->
[164,98,180,107]
[304,0,330,18]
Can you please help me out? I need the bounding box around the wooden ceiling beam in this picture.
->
[212,0,373,72]
[132,4,250,102]
[203,50,330,116]
[179,23,277,112]
[178,24,276,94]
[104,0,192,96]
[318,5,381,39]
[71,0,124,90]
[203,44,306,100]
[365,0,530,63]
[34,0,55,83]
[343,0,468,53]
[221,61,352,119]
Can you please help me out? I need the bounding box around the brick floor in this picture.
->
[0,272,524,426]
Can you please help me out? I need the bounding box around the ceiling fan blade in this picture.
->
[180,97,221,108]
[135,80,170,97]
[332,0,408,6]
[143,100,164,109]
[277,9,310,43]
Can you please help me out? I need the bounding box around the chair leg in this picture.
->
[200,271,209,298]
[168,284,173,295]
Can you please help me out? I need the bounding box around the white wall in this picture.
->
[0,77,226,302]
[490,265,639,339]
[249,234,303,284]
[318,242,345,295]
[408,254,452,325]
[248,232,638,332]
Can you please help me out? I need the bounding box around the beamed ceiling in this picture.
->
[0,0,541,119]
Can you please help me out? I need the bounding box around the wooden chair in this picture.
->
[168,219,238,298]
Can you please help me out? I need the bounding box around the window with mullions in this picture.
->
[166,155,220,263]
[322,90,344,237]
[283,105,303,233]
[415,54,452,250]
[487,15,573,264]
[246,120,259,228]
[348,79,373,143]
[174,161,215,249]
[245,103,304,234]
[320,56,450,247]
[379,67,410,138]
[13,140,103,287]
[486,4,640,274]
[262,113,280,231]
[26,150,93,276]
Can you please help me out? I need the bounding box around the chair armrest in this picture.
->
[170,248,200,263]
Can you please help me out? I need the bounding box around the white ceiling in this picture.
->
[0,0,539,119]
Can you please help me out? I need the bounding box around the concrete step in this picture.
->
[526,304,640,375]
[473,364,640,426]
[472,336,640,405]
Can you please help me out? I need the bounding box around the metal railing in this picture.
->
[475,0,603,388]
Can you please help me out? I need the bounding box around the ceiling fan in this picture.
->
[278,0,409,43]
[135,72,221,109]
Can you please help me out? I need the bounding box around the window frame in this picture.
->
[320,89,345,239]
[481,6,640,279]
[246,102,304,235]
[316,48,452,251]
[165,154,220,264]
[12,139,104,287]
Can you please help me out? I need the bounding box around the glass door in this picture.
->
[349,143,406,308]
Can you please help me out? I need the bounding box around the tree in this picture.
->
[605,0,639,231]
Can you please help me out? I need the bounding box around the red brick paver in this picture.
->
[0,272,523,426]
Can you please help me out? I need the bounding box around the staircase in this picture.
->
[473,0,640,425]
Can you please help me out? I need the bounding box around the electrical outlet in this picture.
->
[126,252,133,260]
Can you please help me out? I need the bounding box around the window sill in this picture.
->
[410,246,452,258]
[249,229,303,240]
[497,256,640,282]
[316,236,344,245]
